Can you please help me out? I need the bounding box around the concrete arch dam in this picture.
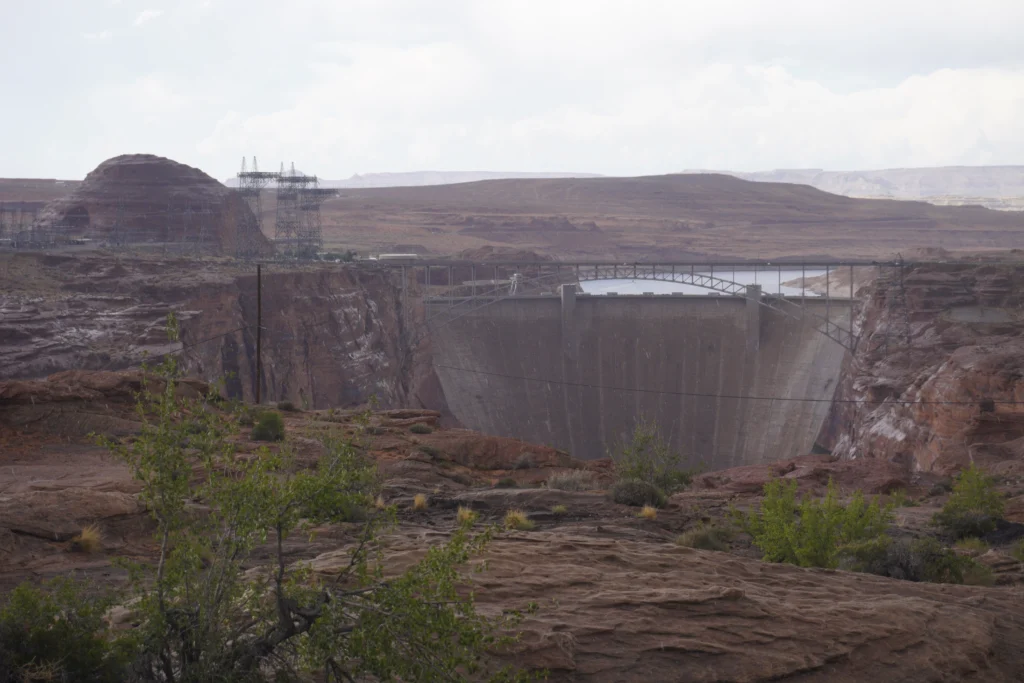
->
[427,289,851,469]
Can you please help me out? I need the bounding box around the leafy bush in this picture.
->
[0,578,129,683]
[676,524,733,551]
[494,477,518,489]
[933,464,1005,538]
[276,400,299,412]
[741,478,893,569]
[251,410,286,441]
[547,469,598,491]
[409,422,433,434]
[610,479,667,508]
[551,504,568,516]
[857,536,978,583]
[611,417,695,494]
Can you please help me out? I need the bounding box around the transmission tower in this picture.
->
[298,175,331,256]
[235,156,278,259]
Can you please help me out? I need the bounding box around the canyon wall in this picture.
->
[0,252,441,411]
[822,262,1024,474]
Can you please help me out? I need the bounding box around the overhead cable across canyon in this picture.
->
[432,362,1023,407]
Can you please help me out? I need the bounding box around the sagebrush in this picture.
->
[740,478,894,569]
[933,463,1005,538]
[611,417,696,495]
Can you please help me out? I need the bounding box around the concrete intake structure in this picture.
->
[428,288,850,468]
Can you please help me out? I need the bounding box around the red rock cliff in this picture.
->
[822,260,1024,474]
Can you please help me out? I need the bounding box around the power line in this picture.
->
[432,362,1024,407]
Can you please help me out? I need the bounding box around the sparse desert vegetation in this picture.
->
[547,469,598,491]
[504,509,535,531]
[251,410,286,442]
[457,506,478,525]
[409,422,433,434]
[413,493,429,510]
[933,463,1006,539]
[70,525,102,554]
[638,505,658,520]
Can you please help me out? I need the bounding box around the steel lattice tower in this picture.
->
[235,156,278,259]
[274,162,328,257]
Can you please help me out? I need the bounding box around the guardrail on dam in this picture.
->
[427,288,852,469]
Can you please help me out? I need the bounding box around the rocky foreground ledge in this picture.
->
[2,371,1024,681]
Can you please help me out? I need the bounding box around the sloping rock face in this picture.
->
[0,253,441,412]
[823,261,1024,474]
[35,154,272,256]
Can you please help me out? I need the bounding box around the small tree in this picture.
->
[611,417,695,495]
[741,478,893,569]
[56,316,534,682]
[933,463,1005,538]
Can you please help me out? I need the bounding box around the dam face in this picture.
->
[428,290,850,469]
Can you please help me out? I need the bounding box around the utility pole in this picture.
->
[255,264,262,404]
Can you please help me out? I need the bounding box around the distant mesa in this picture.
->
[35,154,272,256]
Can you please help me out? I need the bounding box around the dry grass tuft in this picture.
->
[375,494,386,510]
[504,509,535,531]
[551,504,568,516]
[70,524,103,554]
[413,493,429,511]
[456,506,478,525]
[638,505,658,520]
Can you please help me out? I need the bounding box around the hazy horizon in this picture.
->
[4,1,1024,181]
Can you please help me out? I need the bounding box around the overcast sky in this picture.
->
[5,0,1024,180]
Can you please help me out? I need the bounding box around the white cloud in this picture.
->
[82,30,113,42]
[134,9,164,26]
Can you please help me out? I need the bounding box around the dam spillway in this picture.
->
[427,289,850,469]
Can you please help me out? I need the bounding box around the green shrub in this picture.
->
[611,417,696,494]
[494,477,518,489]
[677,524,733,551]
[857,536,978,584]
[547,469,598,491]
[276,400,299,412]
[610,479,667,508]
[409,423,433,434]
[251,410,286,442]
[0,578,129,683]
[551,504,568,516]
[741,478,893,569]
[933,463,1005,538]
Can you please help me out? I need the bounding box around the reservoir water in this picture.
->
[579,269,828,296]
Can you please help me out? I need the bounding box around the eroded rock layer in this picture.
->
[824,261,1024,474]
